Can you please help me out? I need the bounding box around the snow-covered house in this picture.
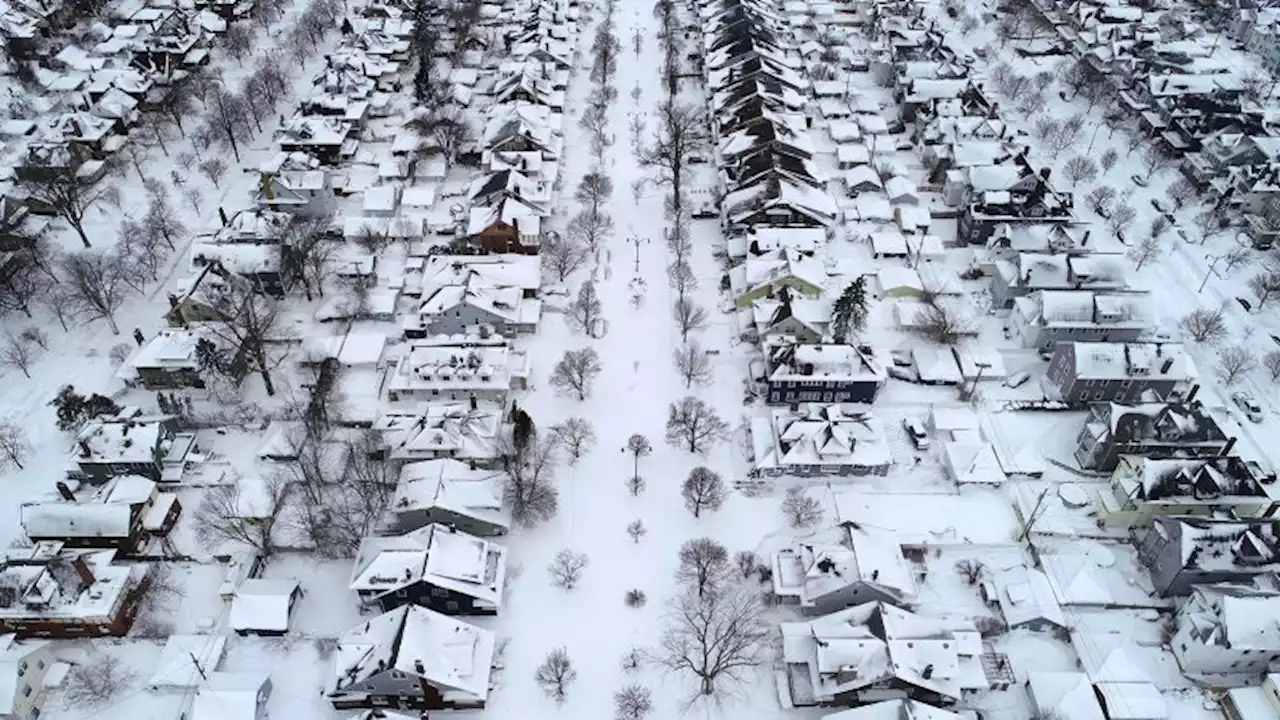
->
[0,545,149,638]
[411,255,542,338]
[277,115,355,165]
[1026,672,1107,720]
[467,197,543,255]
[329,605,495,710]
[148,634,228,690]
[192,672,271,720]
[123,327,213,390]
[253,169,335,219]
[772,523,915,613]
[1075,400,1232,472]
[985,567,1067,632]
[482,103,560,160]
[989,252,1128,309]
[1172,584,1280,680]
[1137,517,1280,597]
[228,579,301,636]
[390,459,510,536]
[1044,342,1190,406]
[350,524,506,615]
[750,292,831,342]
[764,341,886,405]
[1223,673,1280,720]
[780,602,996,707]
[0,634,53,720]
[957,159,1074,246]
[1011,290,1150,352]
[1101,456,1280,531]
[731,248,827,308]
[69,410,197,484]
[374,403,505,466]
[20,476,180,552]
[751,404,892,477]
[821,701,967,720]
[386,337,530,403]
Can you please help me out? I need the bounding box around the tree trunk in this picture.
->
[72,221,92,248]
[255,345,276,396]
[106,314,120,334]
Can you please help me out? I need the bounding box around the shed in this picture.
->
[989,567,1066,631]
[1094,682,1169,720]
[876,267,923,298]
[944,441,1004,485]
[228,579,300,636]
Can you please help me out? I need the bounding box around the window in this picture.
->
[29,708,39,720]
[21,684,30,697]
[431,586,449,598]
[35,661,43,670]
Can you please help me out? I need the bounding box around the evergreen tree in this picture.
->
[831,278,868,343]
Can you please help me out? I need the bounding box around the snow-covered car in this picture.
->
[1233,392,1264,423]
[903,418,931,450]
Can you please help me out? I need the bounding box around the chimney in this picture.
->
[218,207,228,227]
[71,555,95,586]
[922,664,934,679]
[1221,436,1238,458]
[55,482,75,502]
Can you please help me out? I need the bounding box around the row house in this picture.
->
[1043,341,1191,405]
[1010,289,1150,352]
[1138,517,1280,596]
[1074,398,1233,472]
[0,543,150,638]
[20,476,180,553]
[385,336,530,404]
[68,409,198,484]
[349,524,507,615]
[1100,455,1279,531]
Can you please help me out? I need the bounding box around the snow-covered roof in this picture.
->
[388,339,529,395]
[822,700,966,720]
[192,672,269,720]
[992,567,1066,630]
[1027,672,1107,720]
[1094,682,1169,720]
[943,442,1003,485]
[20,502,133,540]
[350,524,506,607]
[129,328,205,370]
[375,403,504,463]
[1069,342,1190,382]
[773,524,915,608]
[332,605,495,703]
[228,578,298,633]
[148,635,228,689]
[752,404,892,473]
[393,459,509,531]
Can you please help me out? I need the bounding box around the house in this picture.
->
[192,672,272,720]
[277,115,354,165]
[0,635,53,720]
[68,410,197,484]
[764,341,886,405]
[122,328,214,390]
[390,459,510,536]
[1026,672,1107,720]
[1011,291,1150,352]
[985,567,1067,632]
[1044,342,1191,405]
[821,701,968,720]
[411,255,542,338]
[780,602,998,707]
[1074,399,1233,472]
[253,169,335,218]
[750,292,831,342]
[0,544,149,638]
[1223,673,1280,720]
[731,248,827,308]
[1100,455,1278,531]
[723,177,838,229]
[350,524,506,614]
[771,523,915,613]
[989,252,1127,309]
[386,337,530,403]
[751,404,892,477]
[956,161,1074,245]
[467,200,541,255]
[1171,584,1280,680]
[20,476,181,552]
[1137,517,1280,597]
[329,605,495,710]
[1245,197,1280,250]
[1183,132,1280,188]
[229,579,301,636]
[147,634,228,690]
[374,403,505,466]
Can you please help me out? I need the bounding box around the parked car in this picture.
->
[1233,391,1264,423]
[1131,174,1149,187]
[1004,370,1030,388]
[903,418,931,449]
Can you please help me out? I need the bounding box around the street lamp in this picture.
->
[626,234,649,272]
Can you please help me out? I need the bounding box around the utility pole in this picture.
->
[1199,253,1226,293]
[1019,486,1052,542]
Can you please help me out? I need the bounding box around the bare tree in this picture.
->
[145,194,186,250]
[1140,145,1171,180]
[0,257,50,318]
[568,281,603,334]
[625,433,651,483]
[1222,248,1252,273]
[0,330,40,378]
[1100,148,1119,172]
[1217,345,1258,385]
[626,519,646,543]
[956,559,986,584]
[550,348,602,400]
[194,477,289,556]
[542,231,588,282]
[673,342,713,388]
[548,549,589,591]
[1264,350,1280,381]
[60,252,131,334]
[66,653,136,707]
[20,167,120,248]
[204,89,252,163]
[639,102,707,220]
[550,417,596,462]
[1085,185,1117,215]
[1166,177,1197,211]
[503,435,560,526]
[567,208,615,255]
[915,302,969,345]
[281,220,338,301]
[1128,234,1162,270]
[201,279,283,395]
[535,647,576,703]
[672,297,707,342]
[781,486,824,528]
[575,172,614,219]
[676,538,730,598]
[223,22,256,63]
[198,157,228,189]
[681,466,726,518]
[1108,202,1137,235]
[1063,156,1099,188]
[658,583,768,697]
[0,421,31,471]
[615,684,653,720]
[1180,308,1228,343]
[665,396,728,454]
[1251,271,1280,307]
